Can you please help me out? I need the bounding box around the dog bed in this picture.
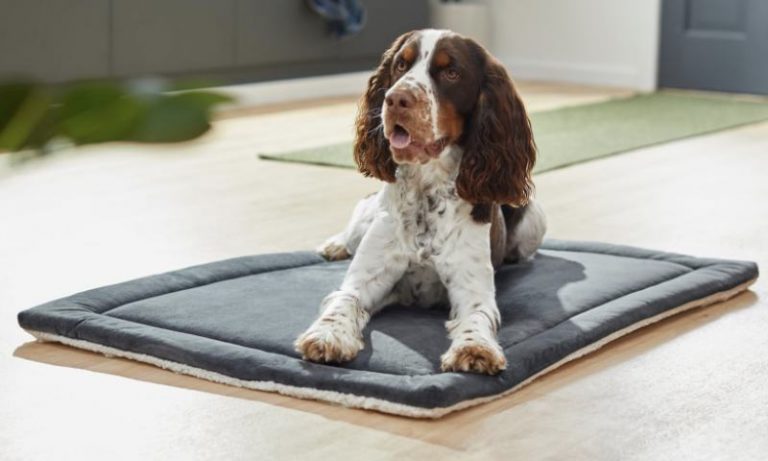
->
[18,240,758,418]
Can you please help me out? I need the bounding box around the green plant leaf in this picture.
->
[0,82,34,131]
[57,82,144,145]
[0,82,52,151]
[129,94,212,143]
[1,79,234,153]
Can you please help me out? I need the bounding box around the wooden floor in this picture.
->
[1,82,766,461]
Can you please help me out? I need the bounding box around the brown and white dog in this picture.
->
[294,29,546,375]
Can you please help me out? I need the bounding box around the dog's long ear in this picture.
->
[456,46,536,207]
[353,32,413,182]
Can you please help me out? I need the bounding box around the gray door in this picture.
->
[659,0,768,95]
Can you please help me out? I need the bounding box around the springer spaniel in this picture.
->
[295,29,546,375]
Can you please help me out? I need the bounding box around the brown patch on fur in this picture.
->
[433,49,450,67]
[401,44,417,63]
[441,342,507,375]
[353,32,417,182]
[456,49,536,208]
[470,203,492,222]
[437,100,463,143]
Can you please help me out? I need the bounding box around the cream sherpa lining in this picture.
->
[25,277,755,419]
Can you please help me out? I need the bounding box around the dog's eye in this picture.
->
[395,59,408,73]
[443,68,460,81]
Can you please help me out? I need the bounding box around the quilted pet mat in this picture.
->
[18,240,758,418]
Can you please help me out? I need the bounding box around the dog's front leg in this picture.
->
[435,221,507,375]
[295,213,408,363]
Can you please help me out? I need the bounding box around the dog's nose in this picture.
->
[385,90,415,110]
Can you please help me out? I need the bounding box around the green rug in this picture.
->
[259,91,768,174]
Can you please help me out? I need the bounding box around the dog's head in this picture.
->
[354,29,536,206]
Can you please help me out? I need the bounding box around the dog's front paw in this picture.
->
[317,239,350,261]
[440,339,507,375]
[294,321,364,363]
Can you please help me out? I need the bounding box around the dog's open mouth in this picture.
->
[389,124,448,157]
[389,124,411,149]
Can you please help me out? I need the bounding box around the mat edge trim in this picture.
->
[23,277,756,419]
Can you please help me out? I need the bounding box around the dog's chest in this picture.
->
[390,177,466,262]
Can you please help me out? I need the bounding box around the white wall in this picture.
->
[217,71,370,108]
[484,0,661,91]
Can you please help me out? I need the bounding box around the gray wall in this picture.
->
[0,0,429,84]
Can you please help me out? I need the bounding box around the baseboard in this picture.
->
[206,58,658,109]
[501,57,654,91]
[211,60,652,109]
[215,71,371,108]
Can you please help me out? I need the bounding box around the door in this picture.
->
[659,0,768,95]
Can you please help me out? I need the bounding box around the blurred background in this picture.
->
[2,0,766,159]
[3,1,766,97]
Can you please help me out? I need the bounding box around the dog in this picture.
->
[294,29,546,375]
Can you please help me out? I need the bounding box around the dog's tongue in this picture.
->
[389,126,411,149]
